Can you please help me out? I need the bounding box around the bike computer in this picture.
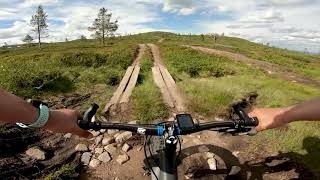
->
[176,114,195,130]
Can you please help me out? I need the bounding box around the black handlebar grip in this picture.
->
[234,107,259,127]
[245,117,259,126]
[77,103,99,130]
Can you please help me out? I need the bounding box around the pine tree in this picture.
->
[88,8,118,45]
[22,34,34,46]
[30,5,48,49]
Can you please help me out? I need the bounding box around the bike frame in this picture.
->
[78,103,259,180]
[151,135,178,180]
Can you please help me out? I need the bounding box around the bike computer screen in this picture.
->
[176,114,194,130]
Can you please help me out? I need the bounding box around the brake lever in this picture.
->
[77,103,99,130]
[237,128,257,136]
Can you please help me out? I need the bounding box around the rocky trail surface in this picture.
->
[186,45,320,87]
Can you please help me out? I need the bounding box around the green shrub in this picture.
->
[0,60,74,98]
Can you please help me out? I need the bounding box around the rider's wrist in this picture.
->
[279,106,295,123]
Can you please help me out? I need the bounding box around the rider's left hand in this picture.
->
[43,109,93,138]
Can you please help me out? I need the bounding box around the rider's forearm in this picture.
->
[281,97,320,123]
[0,89,39,124]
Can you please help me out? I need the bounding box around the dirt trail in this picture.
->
[104,44,146,116]
[186,45,320,87]
[148,43,187,113]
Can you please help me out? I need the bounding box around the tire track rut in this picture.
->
[186,45,320,87]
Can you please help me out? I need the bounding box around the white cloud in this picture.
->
[194,0,320,52]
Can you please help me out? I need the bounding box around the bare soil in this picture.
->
[187,45,320,87]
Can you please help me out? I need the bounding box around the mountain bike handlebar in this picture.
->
[78,103,259,136]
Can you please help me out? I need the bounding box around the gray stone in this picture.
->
[75,144,88,152]
[95,135,103,145]
[98,152,111,163]
[207,158,217,170]
[116,154,129,165]
[91,131,100,137]
[89,158,100,168]
[113,132,121,139]
[89,144,96,151]
[107,129,119,135]
[100,129,106,133]
[115,131,132,143]
[26,147,45,160]
[95,148,104,155]
[81,152,92,165]
[122,143,131,152]
[104,144,117,154]
[232,151,240,157]
[205,152,215,159]
[64,133,72,139]
[102,137,115,145]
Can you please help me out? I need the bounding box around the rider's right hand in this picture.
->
[248,107,291,132]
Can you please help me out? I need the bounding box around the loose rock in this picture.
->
[116,154,129,165]
[89,158,100,168]
[207,158,217,170]
[75,143,88,152]
[64,133,72,139]
[95,135,103,145]
[205,152,215,159]
[81,152,92,165]
[102,137,115,145]
[95,148,104,155]
[26,147,46,160]
[104,144,117,155]
[113,132,121,139]
[98,152,111,163]
[232,151,240,157]
[122,143,131,152]
[115,131,132,143]
[108,129,119,135]
[91,131,100,137]
[89,144,96,151]
[100,129,106,133]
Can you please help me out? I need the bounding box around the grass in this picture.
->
[159,42,320,176]
[0,38,137,98]
[44,162,78,180]
[1,31,320,176]
[154,32,320,81]
[131,47,169,123]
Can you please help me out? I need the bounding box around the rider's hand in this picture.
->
[248,107,291,132]
[43,109,93,138]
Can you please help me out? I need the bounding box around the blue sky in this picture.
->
[0,0,320,53]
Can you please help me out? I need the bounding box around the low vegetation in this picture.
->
[156,32,320,81]
[0,40,136,98]
[160,42,320,176]
[0,31,319,176]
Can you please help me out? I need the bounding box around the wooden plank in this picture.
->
[152,66,175,108]
[104,66,134,113]
[120,65,141,103]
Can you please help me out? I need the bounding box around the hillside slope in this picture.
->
[0,32,319,179]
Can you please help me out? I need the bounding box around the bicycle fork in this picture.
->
[152,135,178,180]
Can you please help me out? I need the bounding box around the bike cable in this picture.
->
[144,135,159,180]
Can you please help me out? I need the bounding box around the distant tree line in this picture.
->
[20,5,118,50]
